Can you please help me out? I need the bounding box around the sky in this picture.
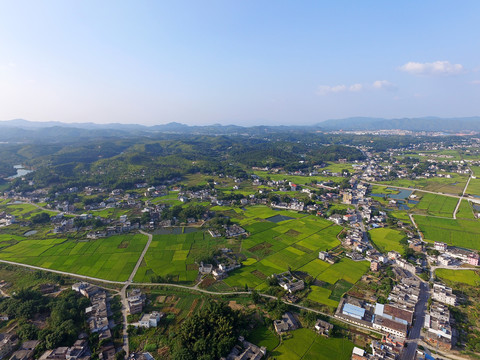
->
[0,1,480,126]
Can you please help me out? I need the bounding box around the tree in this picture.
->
[251,290,260,304]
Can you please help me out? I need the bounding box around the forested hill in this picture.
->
[318,116,480,132]
[1,134,367,191]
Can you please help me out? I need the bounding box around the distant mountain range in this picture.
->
[317,116,480,132]
[1,116,480,142]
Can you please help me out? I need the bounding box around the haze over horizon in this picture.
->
[1,1,480,126]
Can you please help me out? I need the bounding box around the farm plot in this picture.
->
[0,234,148,281]
[456,200,476,220]
[307,286,338,307]
[369,228,406,255]
[316,258,369,284]
[467,178,480,197]
[0,202,57,221]
[134,231,220,283]
[225,218,342,289]
[414,216,480,250]
[271,328,354,360]
[413,193,458,217]
[436,269,480,286]
[379,174,468,195]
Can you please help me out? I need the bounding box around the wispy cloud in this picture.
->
[399,61,464,76]
[470,80,480,85]
[317,80,395,95]
[372,80,397,91]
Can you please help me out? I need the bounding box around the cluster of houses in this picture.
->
[351,336,404,360]
[0,212,15,227]
[424,301,455,350]
[38,340,91,360]
[198,249,242,280]
[72,283,113,345]
[428,241,480,267]
[126,289,164,329]
[273,272,305,294]
[337,269,422,343]
[208,225,247,238]
[273,312,299,334]
[222,337,266,360]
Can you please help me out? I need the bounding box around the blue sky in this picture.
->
[0,1,479,125]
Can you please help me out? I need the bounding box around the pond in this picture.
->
[24,230,38,236]
[386,188,413,200]
[266,214,295,223]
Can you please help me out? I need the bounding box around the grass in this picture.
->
[0,234,148,281]
[246,325,280,351]
[369,228,406,255]
[414,215,480,250]
[436,269,480,286]
[413,193,458,217]
[271,328,354,360]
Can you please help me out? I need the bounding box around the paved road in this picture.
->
[409,214,423,241]
[121,230,154,355]
[400,281,430,360]
[453,174,472,219]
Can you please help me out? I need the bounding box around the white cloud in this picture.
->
[317,85,347,95]
[317,80,396,95]
[372,80,397,91]
[349,83,363,92]
[399,61,464,76]
[471,80,480,85]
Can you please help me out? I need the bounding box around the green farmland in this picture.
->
[379,173,468,195]
[456,200,476,220]
[0,234,148,281]
[436,269,480,286]
[271,328,354,360]
[369,228,406,255]
[413,193,458,217]
[467,178,480,197]
[414,216,480,250]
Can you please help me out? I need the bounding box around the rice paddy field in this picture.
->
[270,328,354,360]
[456,200,476,220]
[467,178,480,197]
[413,193,458,217]
[0,233,148,281]
[0,201,57,221]
[435,269,480,286]
[368,228,406,255]
[302,258,369,308]
[414,215,480,250]
[134,231,229,283]
[379,173,468,195]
